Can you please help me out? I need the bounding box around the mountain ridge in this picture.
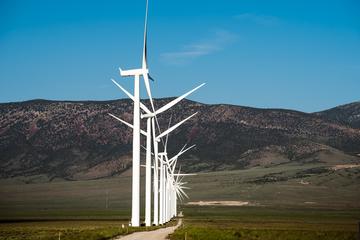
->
[0,98,359,181]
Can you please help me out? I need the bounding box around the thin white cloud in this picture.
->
[234,13,280,26]
[161,30,238,65]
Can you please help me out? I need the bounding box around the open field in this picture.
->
[0,220,126,240]
[1,162,359,219]
[185,162,360,209]
[0,162,359,239]
[0,220,177,240]
[170,206,359,240]
[1,207,358,240]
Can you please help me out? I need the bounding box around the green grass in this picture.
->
[169,206,359,240]
[184,162,360,209]
[0,162,359,239]
[1,162,359,220]
[171,226,356,240]
[0,220,177,240]
[0,175,133,220]
[0,221,125,240]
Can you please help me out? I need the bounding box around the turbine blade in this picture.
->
[149,74,155,82]
[142,0,149,69]
[171,158,178,174]
[168,144,195,164]
[168,144,187,163]
[179,144,196,156]
[173,173,197,176]
[155,83,205,115]
[143,74,155,112]
[179,187,189,199]
[111,78,134,100]
[141,145,154,156]
[156,112,197,140]
[180,143,187,152]
[111,79,151,114]
[176,166,182,182]
[140,0,156,112]
[181,174,186,181]
[108,113,147,136]
[175,188,184,201]
[164,115,172,153]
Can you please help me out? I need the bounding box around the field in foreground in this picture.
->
[0,221,126,240]
[1,206,358,240]
[1,162,360,219]
[170,206,359,240]
[0,162,359,239]
[0,220,176,240]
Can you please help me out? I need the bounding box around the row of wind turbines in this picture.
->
[108,0,204,227]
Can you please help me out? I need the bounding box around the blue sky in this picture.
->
[0,0,359,112]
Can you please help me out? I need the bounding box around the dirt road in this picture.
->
[114,219,182,240]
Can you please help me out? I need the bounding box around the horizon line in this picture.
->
[1,97,359,114]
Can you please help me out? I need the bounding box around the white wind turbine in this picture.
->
[109,81,203,226]
[157,123,196,224]
[148,142,196,224]
[165,146,196,220]
[109,0,203,227]
[153,112,197,225]
[172,168,194,215]
[139,143,196,223]
[109,109,197,225]
[115,0,156,227]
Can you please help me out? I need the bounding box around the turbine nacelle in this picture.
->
[141,112,156,118]
[119,67,149,77]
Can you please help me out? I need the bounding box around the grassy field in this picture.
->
[184,162,360,209]
[170,206,359,240]
[0,220,126,240]
[0,162,359,239]
[0,220,177,240]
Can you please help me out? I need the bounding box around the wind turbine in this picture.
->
[165,146,196,220]
[109,0,204,227]
[139,141,196,222]
[158,126,196,223]
[109,110,197,225]
[172,167,194,216]
[110,79,203,225]
[114,0,159,227]
[153,112,197,224]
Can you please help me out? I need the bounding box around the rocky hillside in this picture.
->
[0,99,360,180]
[315,101,360,129]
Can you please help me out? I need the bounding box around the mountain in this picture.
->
[315,101,360,129]
[0,99,360,180]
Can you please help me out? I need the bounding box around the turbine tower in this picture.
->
[117,0,155,227]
